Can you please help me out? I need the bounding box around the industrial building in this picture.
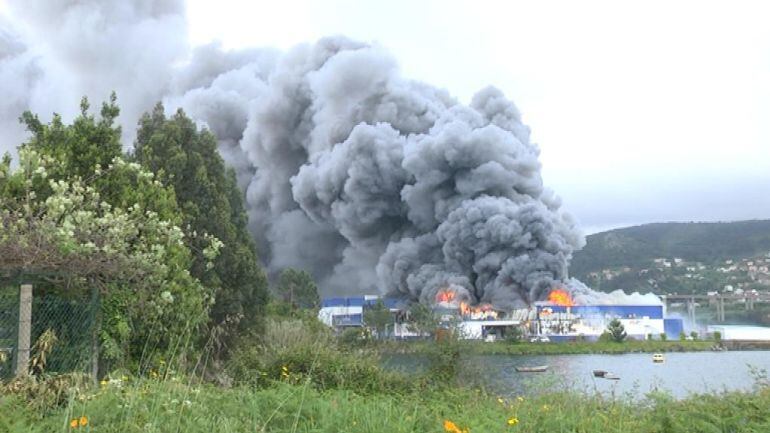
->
[318,296,684,341]
[534,303,683,340]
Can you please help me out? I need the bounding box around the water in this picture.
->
[383,351,770,400]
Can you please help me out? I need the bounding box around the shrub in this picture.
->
[504,326,523,343]
[425,337,462,383]
[690,331,698,340]
[338,327,370,348]
[227,318,413,395]
[679,331,687,341]
[606,319,627,342]
[713,331,722,342]
[660,333,668,341]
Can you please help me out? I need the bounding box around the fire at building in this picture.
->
[318,286,684,341]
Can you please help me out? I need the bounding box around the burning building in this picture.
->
[533,288,684,340]
[318,284,681,342]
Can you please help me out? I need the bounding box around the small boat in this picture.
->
[593,370,608,378]
[603,373,620,380]
[652,353,665,363]
[515,365,549,373]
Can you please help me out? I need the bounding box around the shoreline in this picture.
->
[375,339,719,356]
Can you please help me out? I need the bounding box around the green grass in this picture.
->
[2,376,769,432]
[377,339,715,356]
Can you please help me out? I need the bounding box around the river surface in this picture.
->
[383,350,770,400]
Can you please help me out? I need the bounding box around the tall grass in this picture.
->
[2,314,768,432]
[2,374,770,432]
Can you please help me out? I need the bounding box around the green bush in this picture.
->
[606,319,627,342]
[227,318,413,395]
[660,333,668,341]
[713,331,722,342]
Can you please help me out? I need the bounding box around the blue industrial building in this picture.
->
[319,296,401,328]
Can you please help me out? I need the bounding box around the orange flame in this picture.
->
[547,289,574,307]
[459,301,498,319]
[435,290,456,303]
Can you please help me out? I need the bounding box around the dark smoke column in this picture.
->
[222,38,585,309]
[375,88,584,309]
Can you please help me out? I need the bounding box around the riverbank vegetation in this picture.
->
[2,356,769,432]
[3,310,769,432]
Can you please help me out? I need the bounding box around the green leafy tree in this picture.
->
[364,300,392,339]
[134,104,269,349]
[407,303,438,336]
[0,144,216,368]
[606,319,627,343]
[275,268,320,310]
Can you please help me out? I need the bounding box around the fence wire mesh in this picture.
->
[0,282,96,380]
[0,287,19,379]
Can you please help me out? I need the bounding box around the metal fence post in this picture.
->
[15,284,32,377]
[90,286,99,384]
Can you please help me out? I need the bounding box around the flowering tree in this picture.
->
[0,97,221,366]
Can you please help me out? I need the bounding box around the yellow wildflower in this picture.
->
[542,404,550,412]
[70,419,78,428]
[100,379,108,387]
[497,397,505,405]
[79,416,88,426]
[444,420,462,433]
[507,416,519,426]
[516,396,524,402]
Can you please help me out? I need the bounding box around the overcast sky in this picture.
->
[185,0,770,234]
[3,0,769,234]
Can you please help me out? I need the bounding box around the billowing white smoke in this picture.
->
[565,278,662,306]
[2,0,656,309]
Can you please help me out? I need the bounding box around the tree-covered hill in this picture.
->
[572,220,770,275]
[570,220,770,294]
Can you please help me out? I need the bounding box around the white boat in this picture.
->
[652,353,665,363]
[515,365,549,373]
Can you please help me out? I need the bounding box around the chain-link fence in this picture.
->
[0,288,19,379]
[0,281,97,380]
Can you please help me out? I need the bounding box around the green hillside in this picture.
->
[570,220,770,295]
[572,220,770,275]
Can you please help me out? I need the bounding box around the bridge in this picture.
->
[660,293,770,323]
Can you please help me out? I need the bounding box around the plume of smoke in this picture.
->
[0,0,188,155]
[0,1,650,310]
[564,278,662,305]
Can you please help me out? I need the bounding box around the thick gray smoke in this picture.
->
[1,1,658,309]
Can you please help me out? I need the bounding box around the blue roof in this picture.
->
[540,305,663,319]
[321,297,400,309]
